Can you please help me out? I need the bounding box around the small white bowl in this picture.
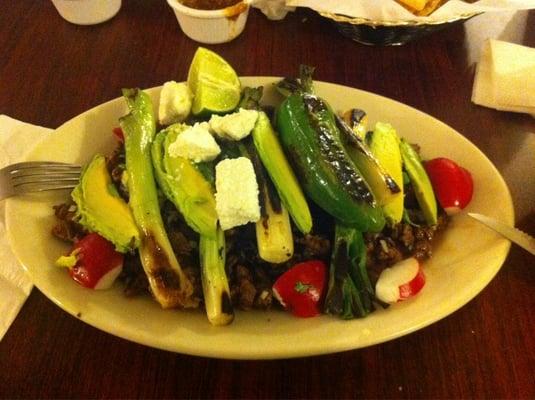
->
[167,0,250,44]
[51,0,122,25]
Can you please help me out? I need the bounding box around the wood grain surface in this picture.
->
[1,1,534,398]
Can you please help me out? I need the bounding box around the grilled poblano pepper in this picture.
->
[120,88,196,309]
[276,93,385,232]
[151,124,218,238]
[324,224,374,319]
[336,116,400,207]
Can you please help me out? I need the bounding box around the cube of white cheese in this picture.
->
[167,122,221,163]
[158,81,193,126]
[215,157,260,230]
[209,108,259,141]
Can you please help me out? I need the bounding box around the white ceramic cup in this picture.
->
[51,0,122,25]
[166,0,250,44]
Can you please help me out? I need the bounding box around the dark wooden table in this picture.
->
[1,1,534,398]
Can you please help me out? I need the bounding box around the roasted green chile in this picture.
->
[276,93,385,232]
[324,224,374,319]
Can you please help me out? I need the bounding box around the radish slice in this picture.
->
[424,158,473,215]
[272,260,327,318]
[93,264,123,290]
[56,233,124,290]
[375,258,425,304]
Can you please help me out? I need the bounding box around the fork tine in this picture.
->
[13,177,80,187]
[11,170,81,181]
[5,161,81,173]
[14,183,78,194]
[0,161,82,200]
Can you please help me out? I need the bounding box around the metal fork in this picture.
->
[0,161,81,201]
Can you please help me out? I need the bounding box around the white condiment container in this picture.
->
[166,0,250,44]
[50,0,122,25]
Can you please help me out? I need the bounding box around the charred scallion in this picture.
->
[199,226,234,325]
[120,88,196,309]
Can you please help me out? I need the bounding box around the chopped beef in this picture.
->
[120,255,202,302]
[224,224,330,309]
[183,266,203,304]
[231,264,257,310]
[252,267,274,309]
[225,224,263,266]
[295,234,331,259]
[255,289,273,309]
[51,202,86,242]
[376,237,404,264]
[229,261,274,310]
[106,143,129,201]
[168,230,196,257]
[120,253,149,297]
[161,200,199,269]
[395,223,417,249]
[365,212,449,285]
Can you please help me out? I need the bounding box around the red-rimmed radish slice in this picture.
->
[272,260,327,318]
[375,257,425,304]
[424,157,473,215]
[398,266,426,300]
[56,233,124,290]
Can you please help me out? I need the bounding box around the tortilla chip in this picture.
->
[395,0,447,16]
[414,0,446,16]
[396,0,428,11]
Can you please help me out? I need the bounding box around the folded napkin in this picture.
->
[0,115,52,341]
[472,39,535,116]
[251,0,295,20]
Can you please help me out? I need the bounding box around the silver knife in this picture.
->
[467,212,535,256]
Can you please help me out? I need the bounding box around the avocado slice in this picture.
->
[369,122,404,225]
[71,154,140,253]
[399,139,438,226]
[151,124,218,238]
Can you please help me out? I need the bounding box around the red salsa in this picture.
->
[180,0,241,10]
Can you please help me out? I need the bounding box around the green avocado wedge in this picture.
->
[71,154,140,253]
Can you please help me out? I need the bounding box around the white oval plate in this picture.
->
[6,78,513,359]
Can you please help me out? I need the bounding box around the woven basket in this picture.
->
[320,11,480,46]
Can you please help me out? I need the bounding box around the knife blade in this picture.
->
[467,212,535,256]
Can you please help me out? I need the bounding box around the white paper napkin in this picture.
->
[472,39,535,116]
[251,0,295,20]
[0,115,52,341]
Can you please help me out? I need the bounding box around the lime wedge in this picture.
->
[187,47,241,116]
